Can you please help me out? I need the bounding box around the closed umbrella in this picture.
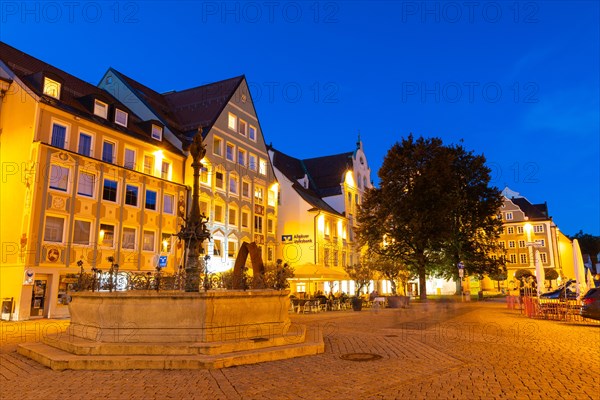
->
[534,249,545,296]
[586,267,595,289]
[572,239,587,299]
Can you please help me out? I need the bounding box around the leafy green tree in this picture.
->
[489,269,508,291]
[357,135,503,299]
[569,231,600,265]
[362,251,412,295]
[343,263,373,295]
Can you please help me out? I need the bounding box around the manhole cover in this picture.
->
[250,337,269,342]
[340,353,383,362]
[385,334,398,337]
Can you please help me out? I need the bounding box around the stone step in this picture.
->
[17,333,324,370]
[41,327,308,356]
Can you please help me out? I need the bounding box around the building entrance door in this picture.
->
[30,278,48,318]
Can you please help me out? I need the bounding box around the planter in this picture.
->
[388,295,410,308]
[351,297,363,311]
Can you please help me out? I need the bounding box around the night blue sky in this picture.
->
[2,1,598,235]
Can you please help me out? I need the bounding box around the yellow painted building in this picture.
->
[498,187,574,289]
[268,141,378,296]
[0,42,186,320]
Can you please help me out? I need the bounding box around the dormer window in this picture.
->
[43,77,61,99]
[151,124,163,141]
[115,109,128,127]
[94,99,108,119]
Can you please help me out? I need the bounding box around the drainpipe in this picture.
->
[313,211,321,265]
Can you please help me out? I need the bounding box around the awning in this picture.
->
[290,263,350,281]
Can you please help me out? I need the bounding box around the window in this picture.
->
[99,224,115,247]
[94,100,108,118]
[145,190,157,210]
[509,254,517,263]
[228,113,237,131]
[215,171,224,190]
[238,148,246,166]
[499,241,505,248]
[143,154,154,175]
[161,233,172,252]
[238,119,247,136]
[535,239,546,247]
[77,171,95,197]
[333,250,339,267]
[125,184,139,206]
[505,212,513,220]
[213,136,223,156]
[43,77,61,99]
[51,123,67,148]
[143,230,155,251]
[102,179,118,202]
[517,226,524,234]
[73,220,91,245]
[355,194,359,205]
[44,216,64,242]
[228,174,238,195]
[151,124,163,141]
[539,253,547,263]
[518,240,526,248]
[227,241,236,258]
[200,166,209,185]
[254,187,264,204]
[241,211,250,229]
[267,218,274,234]
[534,225,544,233]
[78,132,92,157]
[102,141,115,163]
[520,254,527,264]
[242,181,251,198]
[49,165,69,191]
[267,246,274,262]
[259,158,267,175]
[115,109,128,127]
[228,208,237,226]
[254,215,263,232]
[249,153,257,171]
[200,200,209,217]
[124,148,136,170]
[163,194,174,214]
[509,241,515,248]
[122,228,136,250]
[249,125,257,141]
[213,239,222,256]
[507,227,514,234]
[268,188,276,207]
[161,161,170,180]
[324,248,330,267]
[226,143,235,161]
[214,204,224,223]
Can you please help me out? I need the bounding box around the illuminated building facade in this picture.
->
[99,69,278,274]
[268,139,374,295]
[497,187,574,287]
[0,42,186,320]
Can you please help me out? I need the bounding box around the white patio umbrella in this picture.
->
[534,249,545,296]
[572,239,587,299]
[586,267,595,289]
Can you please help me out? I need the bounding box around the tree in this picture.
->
[544,268,559,289]
[434,143,505,293]
[356,135,503,299]
[489,269,508,291]
[343,263,373,295]
[363,251,411,295]
[569,231,600,265]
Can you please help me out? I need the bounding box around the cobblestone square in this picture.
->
[1,300,598,399]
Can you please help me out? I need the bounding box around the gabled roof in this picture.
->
[109,68,244,140]
[0,41,183,155]
[270,147,351,216]
[512,197,549,220]
[271,147,353,198]
[303,152,353,197]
